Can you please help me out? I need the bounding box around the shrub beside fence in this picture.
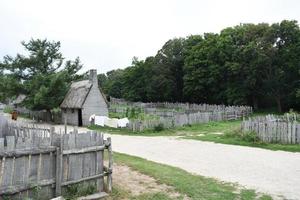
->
[0,125,112,199]
[241,115,300,144]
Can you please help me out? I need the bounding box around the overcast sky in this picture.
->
[1,0,300,74]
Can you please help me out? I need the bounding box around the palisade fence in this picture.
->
[110,97,252,132]
[6,106,62,124]
[0,123,112,199]
[110,97,252,115]
[129,110,248,132]
[241,114,300,144]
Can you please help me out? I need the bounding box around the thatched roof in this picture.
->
[60,80,92,109]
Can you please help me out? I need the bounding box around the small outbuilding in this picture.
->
[60,69,108,126]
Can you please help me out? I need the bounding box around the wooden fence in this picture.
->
[0,128,112,199]
[109,97,252,118]
[241,115,300,144]
[0,116,51,138]
[5,106,62,124]
[129,110,246,131]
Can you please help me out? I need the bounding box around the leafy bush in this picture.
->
[224,130,261,143]
[64,183,97,200]
[154,123,164,132]
[51,107,61,114]
[240,131,260,143]
[3,106,13,113]
[129,107,135,118]
[125,107,130,117]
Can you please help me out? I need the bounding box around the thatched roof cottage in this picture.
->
[60,69,108,126]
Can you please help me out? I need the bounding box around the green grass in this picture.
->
[113,152,272,200]
[109,111,159,120]
[182,121,300,152]
[62,182,97,200]
[3,106,13,113]
[89,119,242,137]
[88,124,177,136]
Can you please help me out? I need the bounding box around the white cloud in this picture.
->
[0,0,300,73]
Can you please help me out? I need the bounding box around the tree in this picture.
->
[104,69,125,98]
[1,39,82,114]
[153,38,185,102]
[266,20,300,112]
[121,58,149,102]
[98,20,300,112]
[183,33,226,104]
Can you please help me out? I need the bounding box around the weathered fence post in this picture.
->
[55,136,63,196]
[64,118,67,134]
[106,137,113,192]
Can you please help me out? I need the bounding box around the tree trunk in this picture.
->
[275,97,282,113]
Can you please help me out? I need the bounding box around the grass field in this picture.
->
[106,152,273,200]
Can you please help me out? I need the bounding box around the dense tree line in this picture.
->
[0,39,83,114]
[1,20,300,113]
[99,20,300,112]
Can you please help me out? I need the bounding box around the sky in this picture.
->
[1,0,300,74]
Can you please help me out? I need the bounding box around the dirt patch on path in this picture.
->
[112,164,189,199]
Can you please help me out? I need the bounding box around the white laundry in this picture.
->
[90,115,130,128]
[94,116,108,126]
[89,114,96,122]
[118,117,129,128]
[105,118,119,128]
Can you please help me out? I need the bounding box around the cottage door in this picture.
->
[78,109,83,126]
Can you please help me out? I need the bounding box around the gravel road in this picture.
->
[107,134,300,200]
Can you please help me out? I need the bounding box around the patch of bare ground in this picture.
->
[110,164,189,200]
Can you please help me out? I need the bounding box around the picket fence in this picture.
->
[0,125,112,199]
[129,110,245,131]
[241,115,300,144]
[0,117,51,138]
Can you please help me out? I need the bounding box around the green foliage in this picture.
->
[126,107,130,118]
[225,130,261,143]
[0,39,82,113]
[154,123,164,132]
[109,105,158,120]
[3,106,13,113]
[102,69,125,98]
[64,183,97,200]
[51,107,61,114]
[129,107,136,118]
[101,20,300,112]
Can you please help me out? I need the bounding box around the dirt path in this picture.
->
[110,163,189,200]
[106,134,300,200]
